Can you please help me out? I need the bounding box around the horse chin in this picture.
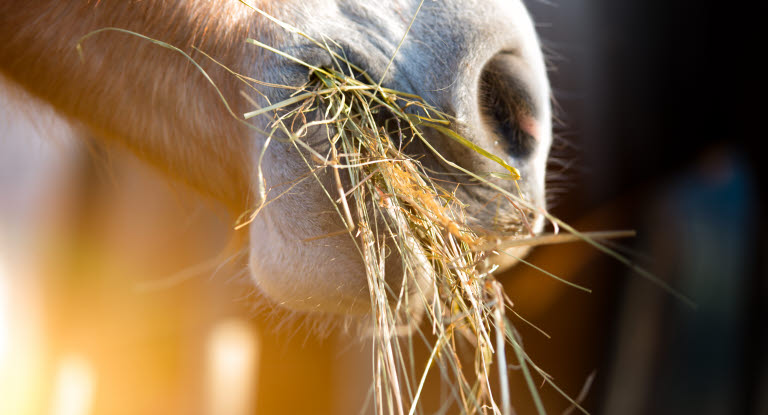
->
[245,136,549,319]
[487,246,535,274]
[247,225,372,316]
[247,201,544,322]
[247,216,435,321]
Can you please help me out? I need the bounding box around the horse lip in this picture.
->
[483,245,534,274]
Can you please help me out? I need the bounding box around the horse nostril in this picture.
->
[478,53,538,159]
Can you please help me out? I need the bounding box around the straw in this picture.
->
[76,8,694,411]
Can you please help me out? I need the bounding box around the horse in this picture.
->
[0,0,552,317]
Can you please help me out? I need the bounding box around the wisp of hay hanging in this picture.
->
[76,2,693,411]
[233,28,588,414]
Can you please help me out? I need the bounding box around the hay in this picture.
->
[233,17,579,414]
[76,3,694,412]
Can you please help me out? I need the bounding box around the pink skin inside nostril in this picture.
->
[517,113,539,143]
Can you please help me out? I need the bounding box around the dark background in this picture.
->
[516,1,765,413]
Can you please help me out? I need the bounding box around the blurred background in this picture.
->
[0,1,763,414]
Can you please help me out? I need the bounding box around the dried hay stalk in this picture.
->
[235,33,585,414]
[76,3,693,412]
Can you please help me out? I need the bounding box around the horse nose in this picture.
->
[477,52,541,161]
[304,0,551,198]
[387,1,552,201]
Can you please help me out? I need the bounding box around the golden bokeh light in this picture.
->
[49,355,96,415]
